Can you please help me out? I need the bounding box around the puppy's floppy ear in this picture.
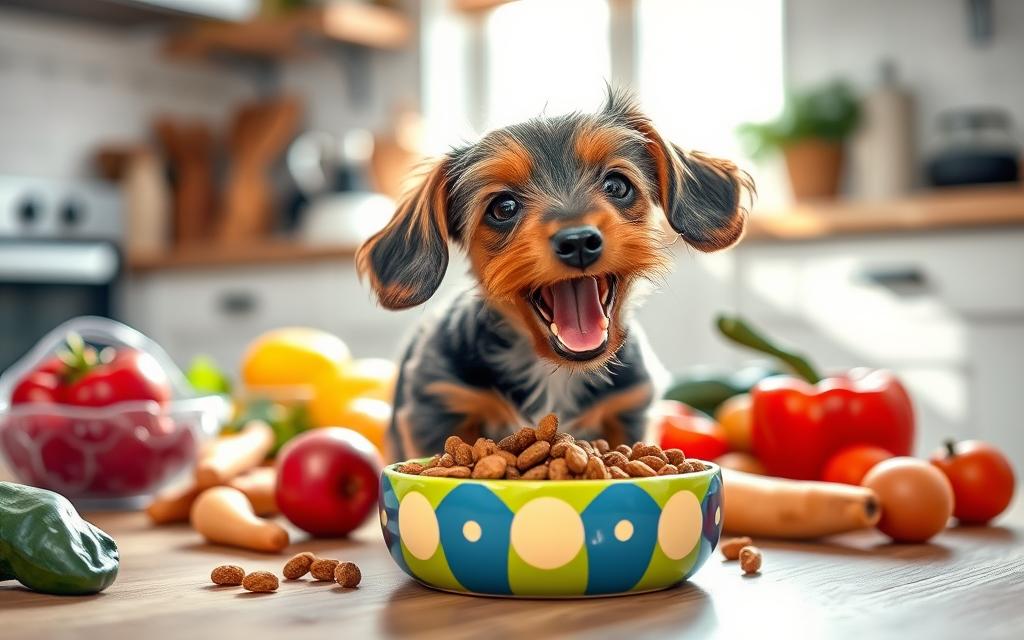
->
[655,143,752,251]
[605,90,753,251]
[357,157,453,309]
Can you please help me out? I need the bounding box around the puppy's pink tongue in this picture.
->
[549,277,606,353]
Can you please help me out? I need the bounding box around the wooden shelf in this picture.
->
[452,0,517,12]
[745,184,1024,242]
[127,240,358,273]
[165,2,413,59]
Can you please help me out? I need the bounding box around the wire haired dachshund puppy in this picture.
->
[357,89,753,460]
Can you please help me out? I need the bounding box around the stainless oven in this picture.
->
[0,176,122,373]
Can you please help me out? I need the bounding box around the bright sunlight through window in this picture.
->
[484,0,611,129]
[638,0,784,159]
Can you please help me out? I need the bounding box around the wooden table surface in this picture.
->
[3,498,1023,640]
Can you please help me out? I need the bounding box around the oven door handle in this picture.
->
[0,241,120,284]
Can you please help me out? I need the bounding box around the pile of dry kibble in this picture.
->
[396,414,707,480]
[210,553,362,593]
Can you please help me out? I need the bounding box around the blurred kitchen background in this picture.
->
[1,0,1022,461]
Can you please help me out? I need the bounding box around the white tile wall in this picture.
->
[0,9,254,179]
[0,4,420,180]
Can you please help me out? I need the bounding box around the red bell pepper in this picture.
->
[751,370,913,479]
[717,315,915,480]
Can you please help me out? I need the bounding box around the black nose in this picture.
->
[551,225,603,270]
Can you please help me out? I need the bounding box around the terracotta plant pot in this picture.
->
[783,139,844,200]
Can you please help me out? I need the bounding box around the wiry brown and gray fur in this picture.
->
[357,89,753,459]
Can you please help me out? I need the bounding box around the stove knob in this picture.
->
[60,200,84,228]
[17,198,40,225]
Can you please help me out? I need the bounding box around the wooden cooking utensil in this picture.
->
[218,96,303,243]
[154,118,217,246]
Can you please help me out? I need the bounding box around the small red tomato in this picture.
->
[11,357,65,404]
[930,439,1016,525]
[655,400,729,461]
[822,445,893,485]
[65,349,171,407]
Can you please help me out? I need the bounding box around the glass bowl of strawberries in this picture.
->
[0,316,229,507]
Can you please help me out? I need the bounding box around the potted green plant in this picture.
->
[739,81,861,200]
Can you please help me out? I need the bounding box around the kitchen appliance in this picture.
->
[926,108,1020,187]
[0,0,258,25]
[0,176,123,374]
[290,129,394,246]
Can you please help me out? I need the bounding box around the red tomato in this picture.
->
[654,400,728,461]
[65,349,171,407]
[11,357,65,404]
[930,439,1016,524]
[821,445,893,485]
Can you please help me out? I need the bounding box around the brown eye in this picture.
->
[487,194,521,225]
[603,173,631,199]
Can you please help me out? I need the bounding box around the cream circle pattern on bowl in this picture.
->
[379,461,723,598]
[397,491,439,561]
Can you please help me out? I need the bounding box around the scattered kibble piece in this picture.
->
[720,536,753,561]
[209,555,366,593]
[310,558,340,581]
[242,571,278,593]
[334,562,362,588]
[739,546,763,575]
[283,552,316,580]
[211,564,245,586]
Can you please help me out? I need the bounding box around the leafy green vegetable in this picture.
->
[738,80,861,159]
[186,355,233,395]
[226,397,313,456]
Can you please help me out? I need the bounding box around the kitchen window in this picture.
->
[422,0,785,204]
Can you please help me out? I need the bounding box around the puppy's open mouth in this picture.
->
[529,275,617,361]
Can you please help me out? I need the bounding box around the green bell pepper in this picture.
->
[663,362,783,416]
[0,482,119,595]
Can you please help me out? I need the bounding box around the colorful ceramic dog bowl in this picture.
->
[379,461,722,598]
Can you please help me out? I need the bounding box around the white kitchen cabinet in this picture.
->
[734,228,1024,460]
[124,257,476,375]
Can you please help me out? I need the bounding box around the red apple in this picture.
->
[275,428,383,537]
